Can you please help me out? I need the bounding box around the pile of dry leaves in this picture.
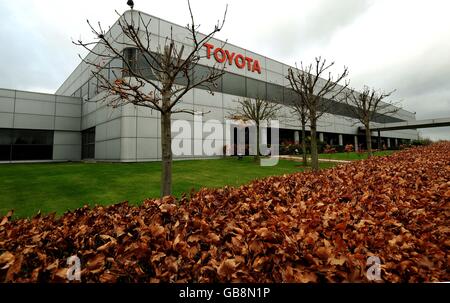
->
[1,143,449,283]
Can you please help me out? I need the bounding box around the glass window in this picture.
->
[317,97,331,113]
[12,129,53,145]
[283,87,298,106]
[0,129,12,145]
[174,64,193,87]
[267,83,283,103]
[327,100,349,117]
[246,78,266,99]
[123,48,137,75]
[0,145,10,161]
[0,129,54,161]
[137,52,158,80]
[82,127,95,159]
[193,65,222,92]
[222,72,246,96]
[88,129,95,143]
[109,58,123,81]
[11,145,53,161]
[0,129,11,161]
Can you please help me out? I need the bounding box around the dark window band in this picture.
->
[0,128,53,161]
[73,48,404,124]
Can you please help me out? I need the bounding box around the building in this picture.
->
[0,10,418,163]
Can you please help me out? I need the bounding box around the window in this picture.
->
[222,72,246,96]
[66,51,406,124]
[0,129,11,161]
[82,127,95,159]
[193,65,221,92]
[267,83,283,103]
[0,129,53,161]
[174,64,193,87]
[246,78,266,99]
[11,129,53,161]
[123,48,137,77]
[109,58,123,81]
[12,129,53,145]
[12,145,53,161]
[137,52,158,80]
[317,98,333,114]
[283,87,297,106]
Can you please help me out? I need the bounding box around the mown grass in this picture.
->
[318,150,395,161]
[0,157,336,218]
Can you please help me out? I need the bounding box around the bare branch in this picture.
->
[286,57,349,170]
[342,85,401,155]
[227,97,281,124]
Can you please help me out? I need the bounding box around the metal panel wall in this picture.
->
[0,88,82,161]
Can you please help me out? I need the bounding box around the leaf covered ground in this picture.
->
[0,143,449,282]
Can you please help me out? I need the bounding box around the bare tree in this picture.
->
[228,97,280,161]
[287,57,349,171]
[74,1,227,196]
[344,86,399,156]
[289,95,309,166]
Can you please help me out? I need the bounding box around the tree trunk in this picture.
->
[255,121,260,161]
[161,110,172,197]
[365,126,373,157]
[301,119,307,166]
[310,120,319,171]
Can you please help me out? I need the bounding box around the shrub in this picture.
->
[280,140,302,155]
[344,144,354,153]
[280,138,326,154]
[335,145,345,153]
[323,144,337,154]
[411,139,433,146]
[316,140,326,154]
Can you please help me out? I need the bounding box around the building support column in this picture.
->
[261,127,268,146]
[387,138,391,148]
[354,135,359,152]
[319,132,324,142]
[338,134,343,146]
[294,131,299,144]
[395,138,398,147]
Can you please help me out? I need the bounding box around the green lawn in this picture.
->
[318,150,395,161]
[0,157,336,218]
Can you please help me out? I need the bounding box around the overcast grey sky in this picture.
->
[0,0,449,140]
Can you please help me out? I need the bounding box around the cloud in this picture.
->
[251,0,372,58]
[294,0,372,47]
[398,55,450,99]
[0,0,448,140]
[419,127,450,141]
[0,0,126,92]
[0,2,75,92]
[350,37,450,130]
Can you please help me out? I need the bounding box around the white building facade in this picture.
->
[0,10,418,163]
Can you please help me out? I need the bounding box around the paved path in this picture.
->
[277,155,352,163]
